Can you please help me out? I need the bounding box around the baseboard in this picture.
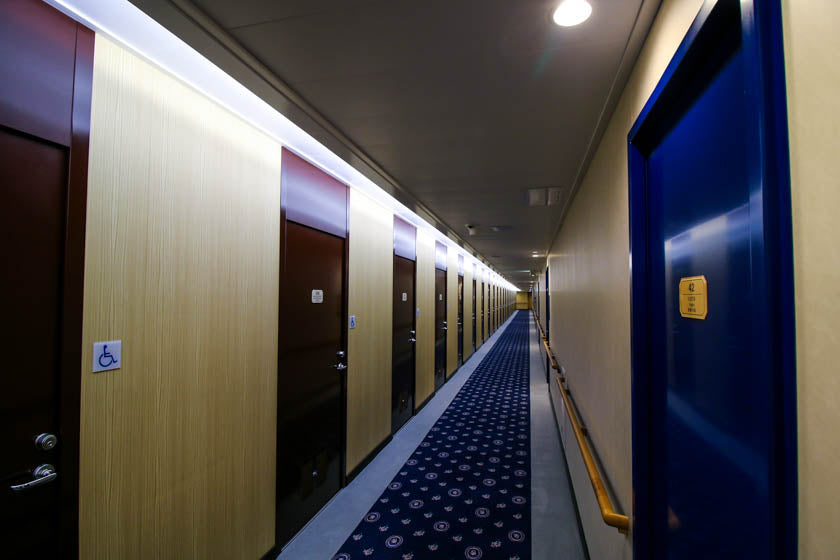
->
[415,391,434,413]
[345,433,393,485]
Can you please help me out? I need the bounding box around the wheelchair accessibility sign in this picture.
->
[92,340,122,373]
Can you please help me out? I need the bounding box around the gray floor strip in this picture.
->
[528,315,587,560]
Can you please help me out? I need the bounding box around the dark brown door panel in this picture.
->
[392,255,416,432]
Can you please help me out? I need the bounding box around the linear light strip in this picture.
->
[44,0,518,291]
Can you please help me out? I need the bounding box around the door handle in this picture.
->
[332,363,347,371]
[409,330,416,336]
[10,464,57,492]
[408,338,417,343]
[441,326,447,331]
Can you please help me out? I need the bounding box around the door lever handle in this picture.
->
[332,363,347,371]
[441,327,447,331]
[10,464,57,492]
[408,338,417,343]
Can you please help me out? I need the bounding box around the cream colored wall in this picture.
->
[782,2,840,556]
[446,251,459,377]
[545,1,704,559]
[80,36,280,559]
[346,190,394,473]
[464,267,474,360]
[415,230,436,406]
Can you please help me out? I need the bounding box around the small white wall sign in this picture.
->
[311,289,324,304]
[93,340,121,373]
[349,315,357,329]
[401,292,407,302]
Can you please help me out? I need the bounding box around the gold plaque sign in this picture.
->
[679,275,708,319]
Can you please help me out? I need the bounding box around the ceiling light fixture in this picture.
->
[552,0,592,27]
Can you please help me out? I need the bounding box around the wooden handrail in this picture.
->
[555,377,629,534]
[544,340,560,371]
[531,307,628,533]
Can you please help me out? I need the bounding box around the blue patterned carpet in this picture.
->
[333,311,531,560]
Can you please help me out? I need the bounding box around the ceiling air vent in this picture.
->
[527,186,565,207]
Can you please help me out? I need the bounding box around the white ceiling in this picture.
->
[129,0,661,289]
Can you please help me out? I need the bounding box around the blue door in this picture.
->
[628,1,796,558]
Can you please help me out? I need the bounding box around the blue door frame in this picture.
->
[544,265,550,383]
[628,0,796,557]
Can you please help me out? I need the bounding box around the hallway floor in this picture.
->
[277,312,585,559]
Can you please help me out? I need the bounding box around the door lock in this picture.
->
[333,363,347,371]
[408,338,417,343]
[35,433,57,451]
[10,464,57,492]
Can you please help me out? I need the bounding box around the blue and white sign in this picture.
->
[93,340,122,373]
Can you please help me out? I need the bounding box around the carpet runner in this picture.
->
[333,310,531,560]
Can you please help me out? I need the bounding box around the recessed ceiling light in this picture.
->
[552,0,592,27]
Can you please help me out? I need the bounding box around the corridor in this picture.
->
[1,0,836,558]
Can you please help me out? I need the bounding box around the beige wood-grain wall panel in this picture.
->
[446,251,459,377]
[80,36,280,559]
[782,1,840,556]
[545,1,703,559]
[415,230,436,406]
[347,190,393,473]
[464,267,473,361]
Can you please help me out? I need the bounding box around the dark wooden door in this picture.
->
[0,125,67,558]
[276,221,346,546]
[434,269,447,390]
[457,275,464,366]
[471,279,476,352]
[392,256,416,432]
[487,286,496,335]
[0,1,93,556]
[481,282,485,342]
